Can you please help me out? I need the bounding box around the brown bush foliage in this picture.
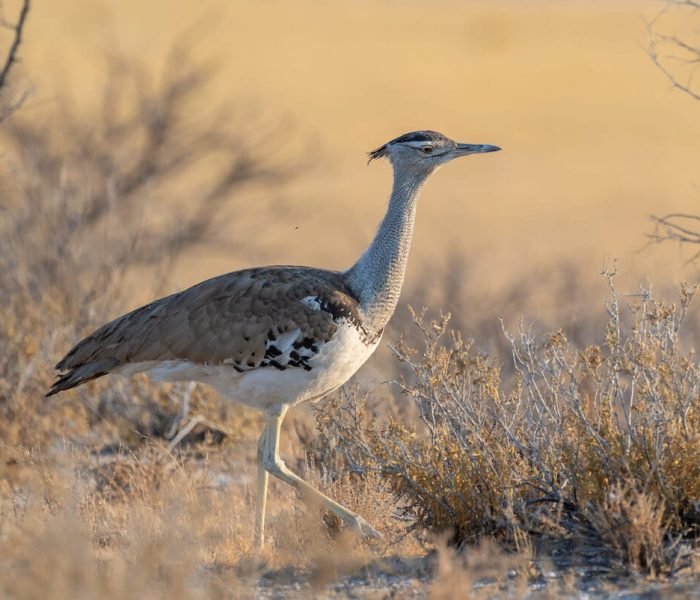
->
[316,273,700,574]
[0,47,284,449]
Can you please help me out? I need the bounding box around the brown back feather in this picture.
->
[49,266,362,395]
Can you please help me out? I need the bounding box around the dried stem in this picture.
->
[647,0,700,102]
[0,0,29,90]
[0,0,30,120]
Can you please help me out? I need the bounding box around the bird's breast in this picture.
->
[230,319,381,410]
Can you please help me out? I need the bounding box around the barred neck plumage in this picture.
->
[344,165,431,334]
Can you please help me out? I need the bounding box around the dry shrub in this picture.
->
[317,272,700,575]
[316,319,539,548]
[0,44,283,449]
[404,255,605,368]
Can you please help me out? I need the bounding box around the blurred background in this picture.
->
[15,0,700,285]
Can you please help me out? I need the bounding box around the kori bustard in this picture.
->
[48,130,500,549]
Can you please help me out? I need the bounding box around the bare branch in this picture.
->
[0,0,30,91]
[646,1,700,102]
[644,3,700,259]
[648,47,700,102]
[648,214,700,241]
[672,0,700,9]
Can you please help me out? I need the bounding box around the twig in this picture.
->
[166,415,234,451]
[166,415,206,451]
[646,2,700,102]
[0,0,30,92]
[648,214,700,246]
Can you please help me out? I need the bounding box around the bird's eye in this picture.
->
[421,146,433,154]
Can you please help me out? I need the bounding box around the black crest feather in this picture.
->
[367,131,447,164]
[367,144,387,163]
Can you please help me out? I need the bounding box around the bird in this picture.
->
[47,130,501,550]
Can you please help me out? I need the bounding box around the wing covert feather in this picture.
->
[56,267,362,372]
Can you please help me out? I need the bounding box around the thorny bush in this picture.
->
[315,273,700,575]
[0,46,283,448]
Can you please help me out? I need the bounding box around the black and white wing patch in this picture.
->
[254,291,376,373]
[260,328,318,371]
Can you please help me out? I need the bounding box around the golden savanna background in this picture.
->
[1,0,700,597]
[19,0,700,292]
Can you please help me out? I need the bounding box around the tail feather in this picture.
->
[46,358,119,397]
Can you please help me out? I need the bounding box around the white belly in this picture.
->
[117,320,381,412]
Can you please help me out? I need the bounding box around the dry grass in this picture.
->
[428,539,530,600]
[318,272,700,577]
[588,483,668,574]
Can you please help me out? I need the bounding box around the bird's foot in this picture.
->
[237,550,269,576]
[350,515,383,540]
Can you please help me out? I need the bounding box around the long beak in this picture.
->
[455,143,502,156]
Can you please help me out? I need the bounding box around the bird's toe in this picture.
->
[353,516,383,540]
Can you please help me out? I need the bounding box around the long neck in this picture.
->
[345,166,429,333]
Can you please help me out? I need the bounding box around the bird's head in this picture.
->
[368,130,500,174]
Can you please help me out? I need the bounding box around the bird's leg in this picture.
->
[258,406,381,541]
[254,426,270,553]
[164,381,195,440]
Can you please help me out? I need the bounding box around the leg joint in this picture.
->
[262,454,285,477]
